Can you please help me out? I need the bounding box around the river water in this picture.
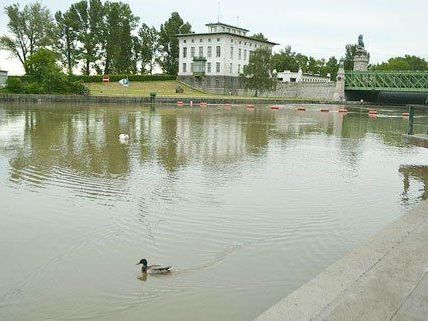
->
[0,104,427,321]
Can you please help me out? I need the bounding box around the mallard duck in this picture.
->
[137,258,172,275]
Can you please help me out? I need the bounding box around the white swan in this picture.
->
[119,134,130,143]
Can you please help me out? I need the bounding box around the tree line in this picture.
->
[1,1,427,79]
[0,1,192,76]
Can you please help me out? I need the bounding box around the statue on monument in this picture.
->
[358,35,365,49]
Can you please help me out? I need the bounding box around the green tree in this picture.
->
[0,2,55,72]
[371,55,428,71]
[137,24,159,74]
[252,33,268,41]
[54,10,79,74]
[272,46,299,72]
[67,0,104,75]
[344,44,357,71]
[102,1,139,74]
[158,12,192,75]
[22,48,87,94]
[242,48,276,97]
[323,56,339,80]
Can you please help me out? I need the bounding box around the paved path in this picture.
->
[254,201,428,321]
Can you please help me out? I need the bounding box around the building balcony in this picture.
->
[192,57,207,76]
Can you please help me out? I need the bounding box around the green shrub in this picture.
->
[68,74,176,83]
[6,77,25,93]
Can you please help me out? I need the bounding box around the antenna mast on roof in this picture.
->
[217,0,221,22]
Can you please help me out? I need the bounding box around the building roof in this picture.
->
[0,70,7,73]
[206,22,249,32]
[176,32,279,46]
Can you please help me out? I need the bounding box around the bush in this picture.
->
[6,77,25,93]
[6,49,90,95]
[68,74,176,83]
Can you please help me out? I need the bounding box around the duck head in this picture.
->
[137,258,148,272]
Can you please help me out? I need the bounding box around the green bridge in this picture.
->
[345,71,428,92]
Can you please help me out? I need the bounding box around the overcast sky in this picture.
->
[1,0,428,75]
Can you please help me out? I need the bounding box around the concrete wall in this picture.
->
[180,77,337,100]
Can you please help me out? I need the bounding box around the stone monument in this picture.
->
[353,35,369,72]
[333,59,346,101]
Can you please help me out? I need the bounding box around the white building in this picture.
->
[277,69,331,83]
[0,70,8,88]
[177,22,278,93]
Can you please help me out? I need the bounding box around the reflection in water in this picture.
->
[0,104,427,321]
[400,165,428,201]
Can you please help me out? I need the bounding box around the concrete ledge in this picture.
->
[403,134,428,148]
[254,201,428,321]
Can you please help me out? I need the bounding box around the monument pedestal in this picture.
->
[354,53,369,72]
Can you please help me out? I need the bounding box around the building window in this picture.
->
[222,27,225,31]
[230,46,234,59]
[227,28,230,32]
[215,79,220,87]
[183,47,187,58]
[239,41,242,44]
[238,49,242,60]
[207,78,211,87]
[191,39,195,43]
[184,40,187,44]
[217,38,220,42]
[183,63,187,72]
[191,47,195,57]
[199,46,203,57]
[200,39,203,42]
[244,49,247,60]
[250,43,252,47]
[238,64,241,74]
[208,38,211,42]
[207,62,211,73]
[207,46,212,58]
[216,62,220,73]
[229,63,232,74]
[216,46,221,57]
[231,39,233,43]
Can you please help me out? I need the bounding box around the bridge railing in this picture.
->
[346,71,428,92]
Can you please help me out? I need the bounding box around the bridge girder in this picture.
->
[345,71,428,92]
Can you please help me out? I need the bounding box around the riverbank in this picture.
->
[0,93,394,106]
[0,93,339,105]
[254,200,428,321]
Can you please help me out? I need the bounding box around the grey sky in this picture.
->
[1,0,428,74]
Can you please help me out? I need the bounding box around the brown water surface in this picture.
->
[0,104,427,321]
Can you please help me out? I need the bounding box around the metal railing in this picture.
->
[346,71,428,92]
[407,105,428,135]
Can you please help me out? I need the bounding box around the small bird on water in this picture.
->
[137,258,172,275]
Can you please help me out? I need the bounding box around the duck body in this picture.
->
[119,134,130,143]
[137,259,172,275]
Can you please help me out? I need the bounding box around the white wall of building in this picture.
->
[277,69,331,83]
[178,24,275,78]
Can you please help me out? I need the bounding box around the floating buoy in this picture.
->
[402,112,409,117]
[338,109,348,113]
[199,102,207,107]
[271,106,280,110]
[190,101,193,107]
[177,101,184,107]
[368,110,378,114]
[247,104,255,108]
[296,107,306,111]
[320,109,330,112]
